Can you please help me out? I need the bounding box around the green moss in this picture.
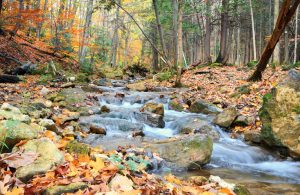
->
[66,140,90,155]
[44,182,88,195]
[292,105,300,114]
[234,184,251,195]
[168,100,184,111]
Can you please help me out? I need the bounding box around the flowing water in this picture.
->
[82,83,300,194]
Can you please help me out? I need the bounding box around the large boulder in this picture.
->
[259,69,300,158]
[0,120,39,151]
[0,103,31,123]
[189,100,222,115]
[14,138,64,182]
[147,135,213,169]
[171,117,219,140]
[213,107,238,128]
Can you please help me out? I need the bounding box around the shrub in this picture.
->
[156,71,173,82]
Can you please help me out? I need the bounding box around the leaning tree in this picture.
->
[248,0,300,81]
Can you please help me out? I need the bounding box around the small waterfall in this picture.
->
[81,88,300,184]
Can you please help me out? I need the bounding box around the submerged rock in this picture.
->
[213,107,238,128]
[260,69,300,158]
[79,116,144,133]
[14,138,64,182]
[0,120,39,151]
[189,99,222,115]
[147,135,213,169]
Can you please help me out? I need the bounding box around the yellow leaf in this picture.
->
[89,157,105,173]
[164,174,182,185]
[200,192,215,195]
[5,187,24,195]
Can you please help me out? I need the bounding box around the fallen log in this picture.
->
[0,75,21,83]
[0,52,23,65]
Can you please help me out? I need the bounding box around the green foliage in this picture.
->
[156,71,173,82]
[38,74,54,84]
[263,93,273,103]
[282,61,300,70]
[246,60,258,68]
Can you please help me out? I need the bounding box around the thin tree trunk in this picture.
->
[273,0,280,64]
[113,0,171,67]
[79,0,94,63]
[204,0,212,63]
[172,0,179,67]
[294,7,299,64]
[110,0,120,67]
[249,0,300,81]
[284,29,289,64]
[175,0,183,87]
[249,0,257,60]
[153,0,168,62]
[216,0,229,64]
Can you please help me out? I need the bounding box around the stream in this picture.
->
[81,81,300,194]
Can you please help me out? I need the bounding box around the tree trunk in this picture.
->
[284,29,289,64]
[152,24,159,72]
[204,0,212,63]
[79,0,94,64]
[249,0,257,60]
[294,7,299,64]
[175,0,183,87]
[153,0,168,62]
[110,0,120,67]
[0,0,3,15]
[172,0,179,68]
[216,0,228,64]
[249,0,300,81]
[273,0,280,64]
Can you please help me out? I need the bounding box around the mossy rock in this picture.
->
[234,184,252,195]
[66,140,90,155]
[0,120,39,152]
[147,135,213,169]
[15,138,64,182]
[168,100,184,112]
[43,182,88,195]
